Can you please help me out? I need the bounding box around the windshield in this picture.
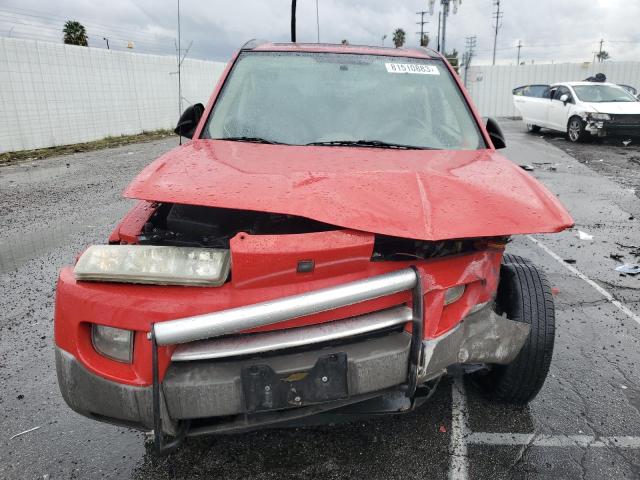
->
[572,84,638,103]
[202,51,484,150]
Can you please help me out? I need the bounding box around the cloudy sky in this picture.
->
[2,0,640,65]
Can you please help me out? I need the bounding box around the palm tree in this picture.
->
[392,28,406,48]
[596,50,610,62]
[63,21,88,46]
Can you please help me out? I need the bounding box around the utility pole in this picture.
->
[463,35,477,86]
[428,0,461,57]
[516,40,522,65]
[291,0,297,42]
[598,38,604,62]
[436,12,441,52]
[382,34,387,46]
[492,0,503,65]
[103,37,110,50]
[416,11,429,46]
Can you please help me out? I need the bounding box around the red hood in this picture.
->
[124,140,573,241]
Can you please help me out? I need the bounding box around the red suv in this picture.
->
[55,41,573,453]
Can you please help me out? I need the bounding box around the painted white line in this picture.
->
[467,432,640,449]
[448,376,469,480]
[526,235,640,326]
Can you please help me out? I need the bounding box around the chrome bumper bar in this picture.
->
[153,268,418,346]
[172,306,413,361]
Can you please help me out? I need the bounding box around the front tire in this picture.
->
[473,254,555,405]
[567,116,588,142]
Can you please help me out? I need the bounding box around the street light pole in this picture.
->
[103,37,110,49]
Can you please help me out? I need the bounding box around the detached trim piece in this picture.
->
[172,306,413,361]
[153,268,418,346]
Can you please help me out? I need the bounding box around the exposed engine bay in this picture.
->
[137,203,486,261]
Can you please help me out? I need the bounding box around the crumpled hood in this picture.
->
[124,140,573,241]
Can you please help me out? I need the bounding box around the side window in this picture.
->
[554,87,573,103]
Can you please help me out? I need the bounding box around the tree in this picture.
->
[392,28,406,48]
[445,49,460,73]
[341,39,349,45]
[596,50,610,62]
[63,20,88,46]
[420,33,430,47]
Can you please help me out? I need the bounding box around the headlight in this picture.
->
[74,245,230,286]
[91,324,134,363]
[444,284,465,305]
[589,113,611,121]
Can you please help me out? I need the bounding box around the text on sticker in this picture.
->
[385,63,440,75]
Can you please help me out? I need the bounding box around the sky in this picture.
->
[2,0,640,65]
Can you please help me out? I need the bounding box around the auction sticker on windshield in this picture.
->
[385,63,439,75]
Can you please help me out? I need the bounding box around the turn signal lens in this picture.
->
[443,284,466,305]
[91,324,134,363]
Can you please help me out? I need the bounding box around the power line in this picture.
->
[491,0,503,65]
[0,13,174,54]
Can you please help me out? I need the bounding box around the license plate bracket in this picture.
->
[241,352,349,412]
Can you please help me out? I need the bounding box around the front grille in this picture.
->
[608,114,640,126]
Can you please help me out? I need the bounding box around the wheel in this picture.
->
[526,123,541,133]
[473,254,555,404]
[567,116,588,142]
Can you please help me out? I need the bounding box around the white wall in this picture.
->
[464,61,640,118]
[0,38,226,153]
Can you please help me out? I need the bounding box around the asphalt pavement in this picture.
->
[1,120,639,479]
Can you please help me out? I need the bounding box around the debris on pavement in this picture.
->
[9,425,42,440]
[576,230,594,241]
[564,258,577,264]
[615,264,640,275]
[623,140,632,147]
[520,164,535,171]
[551,287,560,296]
[439,425,447,433]
[610,253,624,261]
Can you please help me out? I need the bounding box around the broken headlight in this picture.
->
[588,113,611,121]
[74,245,230,286]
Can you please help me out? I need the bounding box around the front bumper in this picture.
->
[585,117,640,137]
[56,303,529,436]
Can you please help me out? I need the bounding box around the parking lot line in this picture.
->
[449,376,470,480]
[526,235,640,326]
[467,432,640,449]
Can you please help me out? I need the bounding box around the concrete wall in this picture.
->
[0,38,226,153]
[464,61,640,118]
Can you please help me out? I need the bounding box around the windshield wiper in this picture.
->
[305,139,435,150]
[220,136,284,144]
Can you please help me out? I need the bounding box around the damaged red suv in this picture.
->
[55,41,573,452]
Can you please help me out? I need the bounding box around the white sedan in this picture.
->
[512,81,640,142]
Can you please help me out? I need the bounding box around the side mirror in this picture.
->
[559,94,569,105]
[485,117,506,149]
[174,103,205,139]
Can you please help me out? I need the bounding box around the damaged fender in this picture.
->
[419,304,531,381]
